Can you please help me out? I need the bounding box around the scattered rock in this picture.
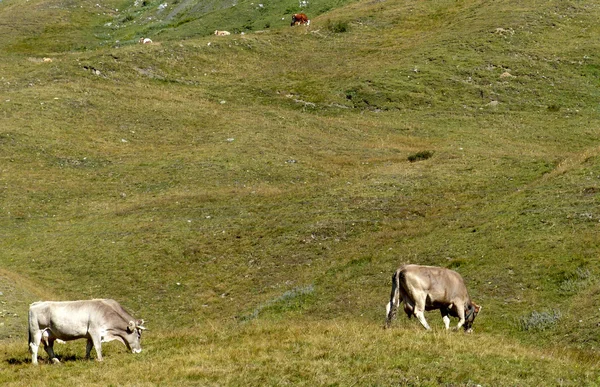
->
[493,27,514,36]
[83,65,101,76]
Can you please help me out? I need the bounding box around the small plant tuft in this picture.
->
[559,267,593,294]
[240,285,315,321]
[547,104,561,112]
[517,310,561,331]
[326,19,349,33]
[121,14,135,23]
[447,258,466,269]
[407,150,434,162]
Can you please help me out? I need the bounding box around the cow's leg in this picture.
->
[90,335,103,361]
[85,338,94,360]
[43,338,59,364]
[414,310,431,330]
[29,330,42,365]
[403,301,414,318]
[413,298,431,330]
[454,302,466,330]
[441,310,451,330]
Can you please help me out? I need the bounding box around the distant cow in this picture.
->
[28,299,146,365]
[214,30,231,36]
[139,37,153,44]
[385,264,481,332]
[291,13,309,26]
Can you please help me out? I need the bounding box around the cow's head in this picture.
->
[463,302,481,332]
[123,319,146,353]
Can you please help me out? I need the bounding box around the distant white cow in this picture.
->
[139,37,153,44]
[214,30,231,36]
[28,299,146,365]
[385,264,481,332]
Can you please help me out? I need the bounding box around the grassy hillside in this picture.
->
[2,0,600,384]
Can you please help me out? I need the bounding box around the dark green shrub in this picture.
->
[547,104,561,112]
[408,150,434,162]
[326,19,349,33]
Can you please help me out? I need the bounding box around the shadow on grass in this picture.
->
[6,357,30,365]
[6,354,85,365]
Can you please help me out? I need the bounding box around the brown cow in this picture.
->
[384,264,481,332]
[291,13,309,26]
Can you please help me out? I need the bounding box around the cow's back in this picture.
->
[399,264,469,301]
[98,299,135,324]
[29,300,124,339]
[30,301,97,337]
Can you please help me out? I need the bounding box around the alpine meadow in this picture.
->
[2,0,600,385]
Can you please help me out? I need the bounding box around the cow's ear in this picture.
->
[127,320,136,333]
[472,302,481,313]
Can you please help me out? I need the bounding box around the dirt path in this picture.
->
[0,269,52,340]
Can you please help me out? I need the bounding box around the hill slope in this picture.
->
[1,0,600,384]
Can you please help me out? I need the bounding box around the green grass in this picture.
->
[3,320,600,386]
[2,0,600,384]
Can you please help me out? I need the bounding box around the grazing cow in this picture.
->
[139,37,153,44]
[384,264,481,332]
[291,13,309,26]
[214,30,231,36]
[28,299,145,365]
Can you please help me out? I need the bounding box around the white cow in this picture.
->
[214,30,231,36]
[28,299,145,365]
[385,264,481,331]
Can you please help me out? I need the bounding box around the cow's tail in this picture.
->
[27,308,33,353]
[384,269,401,328]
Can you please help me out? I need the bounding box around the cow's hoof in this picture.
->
[51,358,61,365]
